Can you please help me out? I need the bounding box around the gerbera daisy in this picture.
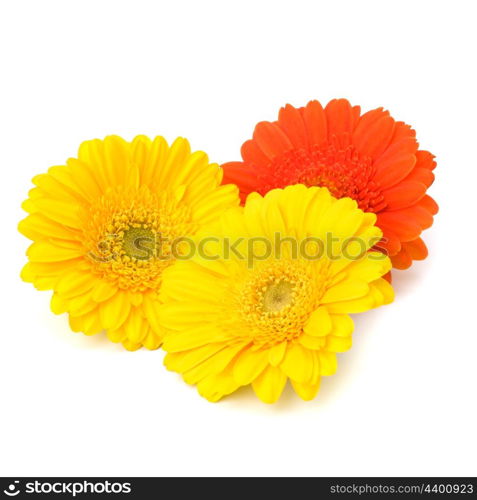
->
[19,135,239,350]
[222,99,438,270]
[159,185,394,403]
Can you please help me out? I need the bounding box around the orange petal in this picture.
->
[352,108,395,157]
[415,150,437,170]
[390,246,413,269]
[277,104,308,149]
[325,98,356,141]
[253,121,294,159]
[222,162,258,192]
[395,205,434,230]
[402,238,428,260]
[374,227,401,256]
[377,212,422,242]
[386,120,416,145]
[373,144,417,189]
[241,139,270,167]
[403,167,434,188]
[373,121,418,189]
[418,194,439,215]
[301,100,327,147]
[383,181,427,210]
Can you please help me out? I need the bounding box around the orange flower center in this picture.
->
[259,144,386,212]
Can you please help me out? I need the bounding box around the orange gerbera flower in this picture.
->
[222,99,438,270]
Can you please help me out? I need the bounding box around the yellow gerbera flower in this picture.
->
[19,135,239,350]
[159,185,394,403]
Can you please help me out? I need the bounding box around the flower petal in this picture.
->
[253,121,294,159]
[100,292,131,330]
[233,348,269,385]
[277,104,308,149]
[280,343,313,383]
[291,379,321,401]
[252,365,287,404]
[304,307,332,337]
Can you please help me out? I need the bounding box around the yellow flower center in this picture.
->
[262,280,294,313]
[83,186,195,292]
[238,260,327,348]
[121,226,156,260]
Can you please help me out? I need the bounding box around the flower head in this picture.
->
[19,135,239,350]
[160,185,393,403]
[222,99,438,270]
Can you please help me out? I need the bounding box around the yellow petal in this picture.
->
[69,314,84,332]
[142,331,162,350]
[318,351,337,376]
[310,351,321,384]
[129,292,143,307]
[321,280,369,304]
[140,135,168,187]
[142,293,165,335]
[33,276,58,290]
[302,187,332,235]
[276,184,309,233]
[18,213,78,241]
[124,307,147,344]
[20,263,34,282]
[298,334,326,350]
[326,294,376,314]
[29,198,81,229]
[303,307,332,337]
[50,293,68,315]
[164,344,226,373]
[233,348,269,385]
[261,198,286,239]
[156,137,190,186]
[68,292,97,316]
[325,336,352,352]
[60,161,102,202]
[280,342,313,383]
[81,310,103,336]
[268,341,287,366]
[291,379,321,401]
[197,364,241,403]
[371,278,395,306]
[56,271,94,298]
[330,314,354,337]
[192,184,240,224]
[315,197,358,239]
[27,241,83,262]
[157,301,217,329]
[122,339,142,351]
[107,327,127,343]
[100,292,131,330]
[182,343,245,385]
[91,281,117,302]
[252,365,287,404]
[163,325,226,352]
[21,198,38,214]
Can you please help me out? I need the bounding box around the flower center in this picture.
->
[258,143,386,212]
[83,186,195,292]
[122,227,156,261]
[262,280,294,313]
[237,260,327,347]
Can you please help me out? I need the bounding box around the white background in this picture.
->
[1,0,476,477]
